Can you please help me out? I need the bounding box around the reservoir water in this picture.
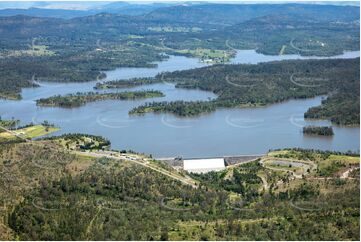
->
[0,50,359,157]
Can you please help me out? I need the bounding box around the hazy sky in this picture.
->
[0,1,358,10]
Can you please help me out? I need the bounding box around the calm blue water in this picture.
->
[0,50,359,157]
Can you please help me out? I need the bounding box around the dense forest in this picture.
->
[0,42,166,99]
[36,90,164,108]
[128,58,359,125]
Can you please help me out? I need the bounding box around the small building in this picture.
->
[183,158,225,174]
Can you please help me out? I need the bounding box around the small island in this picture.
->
[129,100,217,116]
[36,90,164,108]
[303,126,334,136]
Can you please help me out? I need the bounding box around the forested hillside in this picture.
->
[144,3,360,24]
[0,139,359,240]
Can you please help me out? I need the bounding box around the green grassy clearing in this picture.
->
[0,125,59,140]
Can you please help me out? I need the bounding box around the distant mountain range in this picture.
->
[0,2,174,18]
[0,1,359,20]
[144,3,360,25]
[0,3,358,42]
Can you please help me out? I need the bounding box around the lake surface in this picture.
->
[231,49,360,64]
[0,50,359,158]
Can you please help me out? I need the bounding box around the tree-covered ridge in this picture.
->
[145,3,360,25]
[222,14,359,56]
[36,90,164,108]
[129,58,360,125]
[0,141,359,240]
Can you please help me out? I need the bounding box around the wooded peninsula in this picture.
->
[126,58,359,125]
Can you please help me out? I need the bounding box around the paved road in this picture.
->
[226,156,263,169]
[0,125,29,141]
[75,151,198,188]
[225,39,237,51]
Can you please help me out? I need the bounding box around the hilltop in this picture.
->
[0,131,359,240]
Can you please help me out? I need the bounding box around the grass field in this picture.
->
[317,154,359,177]
[0,125,59,140]
[66,154,97,175]
[279,45,287,55]
[265,161,304,175]
[175,48,234,63]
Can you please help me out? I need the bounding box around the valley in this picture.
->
[0,1,359,241]
[0,51,359,157]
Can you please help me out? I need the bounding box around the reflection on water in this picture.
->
[0,51,359,157]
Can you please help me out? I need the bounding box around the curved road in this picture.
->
[75,150,198,188]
